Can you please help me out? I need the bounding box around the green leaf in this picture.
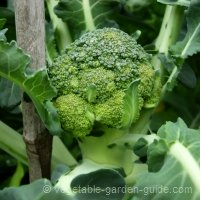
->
[159,54,179,92]
[147,139,169,172]
[0,28,7,40]
[0,121,77,169]
[55,159,127,199]
[0,178,76,200]
[0,77,21,109]
[71,169,125,200]
[51,136,78,168]
[0,121,27,165]
[171,0,200,58]
[51,164,70,185]
[133,138,148,158]
[178,63,197,88]
[0,179,50,200]
[54,0,119,38]
[38,190,75,200]
[164,92,193,121]
[45,22,58,65]
[132,118,200,200]
[157,0,191,7]
[9,162,25,187]
[86,84,97,103]
[121,79,140,128]
[150,109,179,131]
[0,40,62,135]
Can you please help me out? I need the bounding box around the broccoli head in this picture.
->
[48,28,158,137]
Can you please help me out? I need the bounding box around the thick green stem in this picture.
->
[152,5,184,74]
[83,0,96,31]
[79,128,136,176]
[151,5,184,99]
[46,0,72,53]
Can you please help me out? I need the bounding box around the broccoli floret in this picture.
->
[138,63,155,100]
[95,91,125,127]
[48,28,158,137]
[76,67,116,103]
[54,94,95,137]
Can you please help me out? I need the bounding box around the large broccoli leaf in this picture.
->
[0,26,22,110]
[0,77,21,109]
[55,160,125,200]
[0,179,50,200]
[171,0,200,58]
[71,169,125,200]
[132,118,200,200]
[54,0,119,38]
[0,179,74,200]
[1,156,119,200]
[0,40,62,135]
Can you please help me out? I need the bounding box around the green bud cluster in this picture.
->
[48,28,157,137]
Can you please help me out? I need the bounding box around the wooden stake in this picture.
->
[14,0,53,182]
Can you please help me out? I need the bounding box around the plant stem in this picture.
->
[151,5,184,99]
[152,5,184,78]
[14,0,52,182]
[82,0,96,31]
[79,128,135,176]
[46,0,72,53]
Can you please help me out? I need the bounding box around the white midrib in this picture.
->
[170,141,200,190]
[181,23,200,58]
[82,0,96,31]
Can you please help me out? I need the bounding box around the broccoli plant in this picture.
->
[0,0,200,200]
[47,27,160,196]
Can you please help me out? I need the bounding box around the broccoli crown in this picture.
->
[48,28,157,137]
